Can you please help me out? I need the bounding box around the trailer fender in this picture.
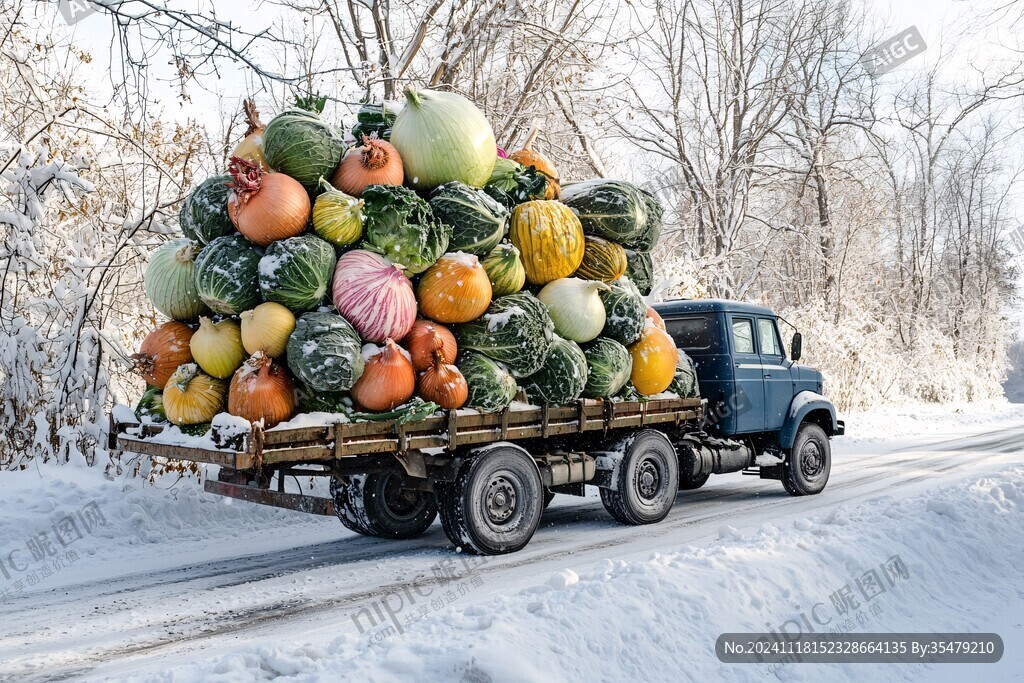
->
[780,392,841,449]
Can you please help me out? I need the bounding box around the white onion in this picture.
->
[538,278,610,343]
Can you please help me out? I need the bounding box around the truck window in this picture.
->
[757,318,782,356]
[665,315,716,351]
[732,318,755,354]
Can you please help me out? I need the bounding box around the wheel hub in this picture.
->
[381,473,423,518]
[636,460,661,500]
[485,475,517,524]
[800,442,824,478]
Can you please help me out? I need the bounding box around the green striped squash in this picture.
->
[479,242,526,296]
[509,200,584,285]
[573,236,627,282]
[144,238,209,321]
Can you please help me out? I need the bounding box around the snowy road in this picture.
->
[1,418,1023,681]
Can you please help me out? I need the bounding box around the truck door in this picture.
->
[728,316,766,433]
[757,317,791,431]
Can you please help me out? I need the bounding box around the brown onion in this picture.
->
[417,336,468,409]
[331,137,403,197]
[132,321,194,388]
[228,352,296,428]
[402,319,457,372]
[351,339,415,412]
[227,156,310,246]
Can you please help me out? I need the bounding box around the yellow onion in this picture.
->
[331,137,404,197]
[162,363,227,425]
[402,319,457,372]
[351,339,416,412]
[190,317,245,379]
[417,334,468,409]
[313,180,364,248]
[228,352,296,428]
[240,302,295,357]
[231,99,266,169]
[132,321,195,388]
[227,157,310,247]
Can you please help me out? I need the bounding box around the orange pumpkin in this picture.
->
[416,253,493,323]
[510,128,560,199]
[628,326,677,395]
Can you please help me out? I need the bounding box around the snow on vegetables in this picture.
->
[428,181,509,256]
[360,184,451,275]
[179,175,235,245]
[228,352,296,428]
[163,363,228,426]
[457,351,517,413]
[479,242,526,297]
[390,89,497,191]
[194,234,263,315]
[581,338,632,398]
[227,157,310,247]
[286,311,365,392]
[144,238,208,321]
[331,249,417,343]
[509,200,585,285]
[455,291,554,378]
[416,252,493,324]
[599,278,647,345]
[560,179,663,252]
[258,234,337,312]
[521,335,588,405]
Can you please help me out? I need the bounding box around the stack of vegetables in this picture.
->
[132,92,694,433]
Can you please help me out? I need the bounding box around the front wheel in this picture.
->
[782,424,831,496]
[437,444,544,555]
[600,429,679,525]
[330,472,438,539]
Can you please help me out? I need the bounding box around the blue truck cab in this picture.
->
[654,299,845,496]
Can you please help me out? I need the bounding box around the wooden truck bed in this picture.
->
[112,397,704,470]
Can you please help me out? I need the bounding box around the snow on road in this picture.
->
[0,404,1022,682]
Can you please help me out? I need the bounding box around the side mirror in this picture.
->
[791,332,803,362]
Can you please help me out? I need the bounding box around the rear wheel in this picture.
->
[330,471,437,539]
[600,429,679,525]
[437,444,544,555]
[782,424,831,496]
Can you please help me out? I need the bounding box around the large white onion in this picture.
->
[390,89,497,191]
[332,250,417,343]
[537,278,609,343]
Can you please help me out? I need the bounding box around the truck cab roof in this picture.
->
[652,298,777,318]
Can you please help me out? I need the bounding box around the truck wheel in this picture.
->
[437,444,544,555]
[600,429,679,525]
[330,472,437,539]
[782,424,831,496]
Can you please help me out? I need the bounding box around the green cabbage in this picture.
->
[560,179,663,251]
[259,235,337,312]
[599,278,646,345]
[361,184,451,274]
[457,351,518,413]
[135,387,167,423]
[286,311,364,392]
[455,292,554,377]
[521,335,588,405]
[582,338,633,398]
[262,109,346,192]
[669,349,700,398]
[483,159,549,209]
[194,234,263,315]
[428,182,509,256]
[623,250,654,296]
[179,175,234,244]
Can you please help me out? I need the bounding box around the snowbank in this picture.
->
[135,466,1024,682]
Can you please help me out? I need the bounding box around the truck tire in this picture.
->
[600,429,679,525]
[330,472,437,539]
[436,444,544,555]
[782,423,831,496]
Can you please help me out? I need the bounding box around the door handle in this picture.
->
[763,374,772,379]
